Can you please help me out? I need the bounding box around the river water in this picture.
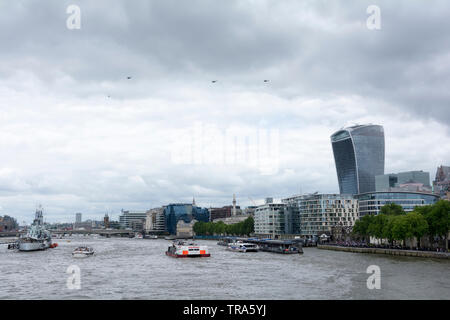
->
[0,236,449,299]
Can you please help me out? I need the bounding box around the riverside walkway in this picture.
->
[318,244,450,259]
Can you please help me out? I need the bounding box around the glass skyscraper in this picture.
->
[331,124,385,194]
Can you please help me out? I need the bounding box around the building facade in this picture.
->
[210,206,242,221]
[376,170,431,191]
[357,191,440,216]
[331,124,385,194]
[164,204,209,235]
[254,203,287,238]
[433,165,450,199]
[145,207,166,233]
[284,194,358,237]
[119,210,147,229]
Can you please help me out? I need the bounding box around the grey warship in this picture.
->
[18,206,52,251]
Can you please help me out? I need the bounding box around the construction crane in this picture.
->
[248,197,257,207]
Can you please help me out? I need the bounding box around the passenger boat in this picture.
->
[227,241,258,252]
[165,240,210,258]
[72,246,94,258]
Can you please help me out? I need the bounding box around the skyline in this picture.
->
[1,1,450,223]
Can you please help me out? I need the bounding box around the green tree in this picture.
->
[380,203,405,216]
[405,211,428,248]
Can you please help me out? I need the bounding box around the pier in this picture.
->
[318,244,450,259]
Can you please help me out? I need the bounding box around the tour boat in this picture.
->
[165,241,210,258]
[227,242,259,253]
[72,246,94,258]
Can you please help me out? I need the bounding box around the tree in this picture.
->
[352,214,374,241]
[424,200,450,250]
[380,203,405,216]
[405,211,428,248]
[367,214,388,240]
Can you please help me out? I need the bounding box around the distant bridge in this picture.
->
[0,229,135,238]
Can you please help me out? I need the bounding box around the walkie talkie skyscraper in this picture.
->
[331,124,385,194]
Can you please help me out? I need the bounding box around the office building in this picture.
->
[75,213,82,224]
[357,191,439,216]
[164,204,209,235]
[145,207,166,233]
[376,170,431,191]
[119,210,147,229]
[254,203,286,238]
[283,194,358,237]
[331,124,385,194]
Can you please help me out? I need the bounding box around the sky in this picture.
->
[1,0,449,224]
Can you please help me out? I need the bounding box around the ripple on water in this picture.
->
[1,238,449,299]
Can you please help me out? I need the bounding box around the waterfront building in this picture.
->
[433,165,450,199]
[145,207,166,233]
[210,205,242,221]
[283,194,358,237]
[376,170,431,191]
[357,191,439,216]
[119,210,147,229]
[164,204,209,235]
[254,203,287,238]
[0,215,18,232]
[331,124,385,194]
[176,219,196,238]
[213,214,250,225]
[75,212,82,224]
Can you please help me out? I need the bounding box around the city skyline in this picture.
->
[1,1,450,223]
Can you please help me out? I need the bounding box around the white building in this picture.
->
[145,207,166,232]
[283,193,358,237]
[119,210,147,229]
[254,203,286,238]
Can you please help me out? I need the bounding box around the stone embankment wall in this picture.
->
[317,245,450,259]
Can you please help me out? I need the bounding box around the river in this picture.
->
[0,236,449,299]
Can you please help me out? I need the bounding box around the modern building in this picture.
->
[164,204,209,235]
[145,207,166,233]
[331,124,385,194]
[433,165,450,199]
[119,210,147,229]
[357,191,440,216]
[176,220,197,238]
[75,213,82,224]
[254,203,287,238]
[283,193,358,237]
[376,170,431,191]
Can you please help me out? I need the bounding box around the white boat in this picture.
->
[72,246,94,258]
[227,242,259,252]
[166,240,210,258]
[134,233,143,239]
[18,206,52,252]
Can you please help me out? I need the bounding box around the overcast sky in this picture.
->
[1,0,449,223]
